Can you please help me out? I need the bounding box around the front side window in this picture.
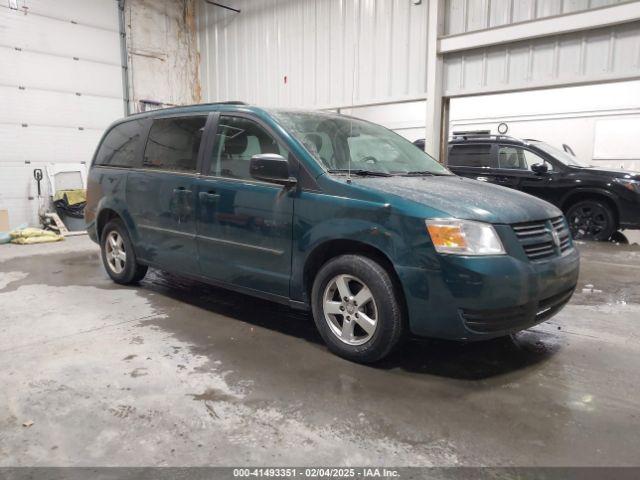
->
[448,144,493,168]
[271,111,451,175]
[143,116,207,172]
[94,120,145,168]
[211,116,287,180]
[498,146,552,171]
[498,146,528,170]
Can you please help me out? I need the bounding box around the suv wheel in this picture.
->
[311,255,405,363]
[100,219,148,284]
[565,200,616,241]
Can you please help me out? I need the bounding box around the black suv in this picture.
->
[426,134,639,241]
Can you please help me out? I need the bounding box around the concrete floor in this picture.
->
[1,235,639,467]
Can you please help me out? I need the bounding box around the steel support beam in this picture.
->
[425,0,446,161]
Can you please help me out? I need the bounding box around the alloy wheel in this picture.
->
[568,204,609,239]
[105,231,127,274]
[322,274,378,346]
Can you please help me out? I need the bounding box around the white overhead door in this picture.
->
[0,0,124,229]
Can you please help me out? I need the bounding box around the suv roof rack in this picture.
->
[450,133,524,143]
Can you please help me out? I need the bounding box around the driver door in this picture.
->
[494,145,554,201]
[195,114,295,298]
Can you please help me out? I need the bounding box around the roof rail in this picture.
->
[450,133,523,142]
[127,101,249,117]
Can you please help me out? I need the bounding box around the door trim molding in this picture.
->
[198,234,284,255]
[138,223,197,239]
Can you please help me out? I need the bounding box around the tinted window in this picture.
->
[143,116,207,172]
[497,146,551,170]
[448,144,493,168]
[94,120,145,167]
[211,116,287,179]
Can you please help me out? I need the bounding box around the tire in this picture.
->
[565,200,616,241]
[311,254,405,363]
[100,219,148,284]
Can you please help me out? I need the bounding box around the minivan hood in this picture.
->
[352,175,561,224]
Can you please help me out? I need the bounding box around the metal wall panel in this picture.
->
[0,8,120,64]
[0,127,102,164]
[0,87,123,130]
[0,2,122,229]
[3,0,119,30]
[444,0,631,35]
[198,0,428,108]
[0,47,122,98]
[443,21,640,96]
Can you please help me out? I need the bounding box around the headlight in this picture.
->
[614,178,640,194]
[425,219,506,256]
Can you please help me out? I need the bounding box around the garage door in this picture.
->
[0,0,124,229]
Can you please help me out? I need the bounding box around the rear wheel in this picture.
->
[100,219,148,284]
[311,255,405,363]
[565,200,616,241]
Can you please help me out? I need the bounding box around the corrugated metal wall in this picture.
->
[197,0,428,108]
[444,0,632,35]
[443,21,640,96]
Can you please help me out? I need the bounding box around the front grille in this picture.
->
[512,216,572,261]
[461,286,575,333]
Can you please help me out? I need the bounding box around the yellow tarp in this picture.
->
[53,189,86,206]
[10,228,64,244]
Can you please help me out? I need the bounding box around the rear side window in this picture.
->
[94,120,145,168]
[143,116,207,172]
[448,144,493,168]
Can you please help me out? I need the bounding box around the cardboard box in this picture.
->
[0,210,8,232]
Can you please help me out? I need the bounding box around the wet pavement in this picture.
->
[0,236,639,466]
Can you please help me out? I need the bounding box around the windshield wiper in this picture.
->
[402,171,435,176]
[327,169,393,177]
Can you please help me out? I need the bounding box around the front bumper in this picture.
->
[398,247,580,340]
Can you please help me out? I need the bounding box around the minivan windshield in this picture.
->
[531,141,593,168]
[271,111,451,176]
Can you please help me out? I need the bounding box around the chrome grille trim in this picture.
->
[512,216,573,261]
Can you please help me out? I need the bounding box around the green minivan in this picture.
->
[86,102,579,363]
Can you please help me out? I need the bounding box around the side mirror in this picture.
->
[531,163,548,175]
[250,154,297,187]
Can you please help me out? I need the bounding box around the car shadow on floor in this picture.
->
[142,269,560,381]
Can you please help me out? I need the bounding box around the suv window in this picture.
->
[143,116,207,172]
[498,146,552,171]
[211,116,287,179]
[94,119,145,168]
[448,144,493,168]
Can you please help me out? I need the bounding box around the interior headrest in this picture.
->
[223,134,248,155]
[305,133,323,152]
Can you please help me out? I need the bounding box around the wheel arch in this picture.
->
[560,189,620,227]
[302,238,408,316]
[96,208,121,240]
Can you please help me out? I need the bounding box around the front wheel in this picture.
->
[100,219,148,284]
[565,200,616,241]
[311,255,405,363]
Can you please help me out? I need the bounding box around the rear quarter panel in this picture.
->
[85,166,132,243]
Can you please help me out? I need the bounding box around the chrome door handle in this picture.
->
[476,176,489,182]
